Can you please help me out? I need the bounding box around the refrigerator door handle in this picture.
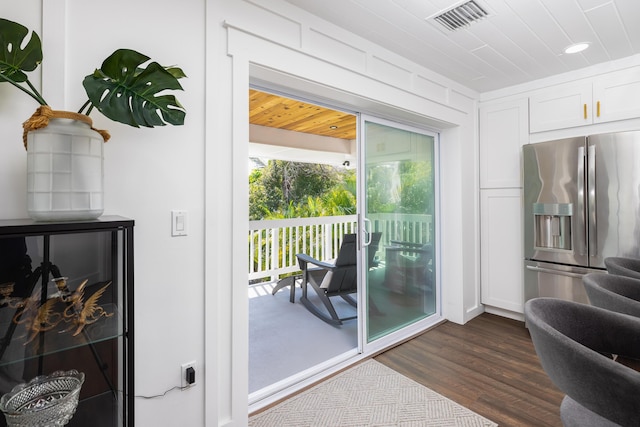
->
[588,144,597,256]
[576,146,587,256]
[525,265,585,279]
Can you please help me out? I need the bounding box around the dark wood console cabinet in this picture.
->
[0,216,134,426]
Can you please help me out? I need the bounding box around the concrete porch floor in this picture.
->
[248,281,358,393]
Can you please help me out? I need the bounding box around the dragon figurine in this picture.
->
[63,280,113,336]
[13,293,63,345]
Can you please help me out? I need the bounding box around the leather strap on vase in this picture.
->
[22,105,111,149]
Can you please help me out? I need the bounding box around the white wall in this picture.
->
[0,3,41,219]
[1,0,483,425]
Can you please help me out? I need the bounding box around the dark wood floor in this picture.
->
[375,313,564,427]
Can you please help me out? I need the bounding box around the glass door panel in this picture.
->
[361,118,437,343]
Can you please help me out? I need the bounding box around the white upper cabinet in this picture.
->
[479,98,529,188]
[529,81,592,132]
[530,66,640,133]
[593,67,640,124]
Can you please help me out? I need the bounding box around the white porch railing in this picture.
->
[248,215,357,282]
[248,213,432,283]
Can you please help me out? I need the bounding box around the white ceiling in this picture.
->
[284,0,640,93]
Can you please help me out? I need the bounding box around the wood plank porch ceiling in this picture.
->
[249,89,357,140]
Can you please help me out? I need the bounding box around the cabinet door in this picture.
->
[530,82,592,132]
[479,98,528,188]
[0,218,133,427]
[480,189,523,313]
[593,66,640,124]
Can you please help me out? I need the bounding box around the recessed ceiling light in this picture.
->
[564,42,590,54]
[329,125,338,129]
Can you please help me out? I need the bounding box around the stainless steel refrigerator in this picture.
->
[523,131,640,304]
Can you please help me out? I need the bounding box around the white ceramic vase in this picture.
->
[26,118,104,221]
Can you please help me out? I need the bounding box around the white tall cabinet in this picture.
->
[479,98,528,318]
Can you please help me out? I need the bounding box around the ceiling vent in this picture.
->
[432,0,489,31]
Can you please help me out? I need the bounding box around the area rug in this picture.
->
[249,359,498,426]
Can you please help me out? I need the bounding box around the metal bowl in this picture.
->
[0,370,85,427]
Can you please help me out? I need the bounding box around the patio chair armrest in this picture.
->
[385,246,429,256]
[389,240,425,249]
[296,253,335,271]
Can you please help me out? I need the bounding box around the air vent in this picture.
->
[433,0,489,31]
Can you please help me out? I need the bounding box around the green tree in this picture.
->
[398,161,433,214]
[366,160,434,215]
[249,160,356,220]
[365,163,397,213]
[249,168,270,219]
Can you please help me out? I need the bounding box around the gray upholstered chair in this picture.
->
[604,257,640,280]
[583,272,640,318]
[525,298,640,427]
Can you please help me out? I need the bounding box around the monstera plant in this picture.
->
[0,17,187,221]
[0,17,186,138]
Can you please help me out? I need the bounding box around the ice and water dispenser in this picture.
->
[533,203,572,251]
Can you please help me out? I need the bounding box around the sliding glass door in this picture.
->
[359,117,438,344]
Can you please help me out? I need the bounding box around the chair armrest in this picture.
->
[296,253,335,271]
[385,246,430,256]
[526,298,640,360]
[384,246,431,258]
[591,310,640,360]
[389,240,425,249]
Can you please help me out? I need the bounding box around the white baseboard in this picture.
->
[483,305,524,322]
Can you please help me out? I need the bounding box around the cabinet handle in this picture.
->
[583,103,587,119]
[597,101,600,117]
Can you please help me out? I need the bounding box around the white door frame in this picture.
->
[244,82,445,410]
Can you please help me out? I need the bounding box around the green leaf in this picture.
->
[165,66,187,80]
[82,48,186,128]
[0,18,43,83]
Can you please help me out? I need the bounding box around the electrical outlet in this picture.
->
[181,361,196,388]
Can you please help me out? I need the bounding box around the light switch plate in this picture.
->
[171,210,188,236]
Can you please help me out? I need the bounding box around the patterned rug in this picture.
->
[249,359,498,426]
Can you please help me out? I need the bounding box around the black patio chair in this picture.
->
[367,232,382,269]
[296,234,358,326]
[384,240,433,295]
